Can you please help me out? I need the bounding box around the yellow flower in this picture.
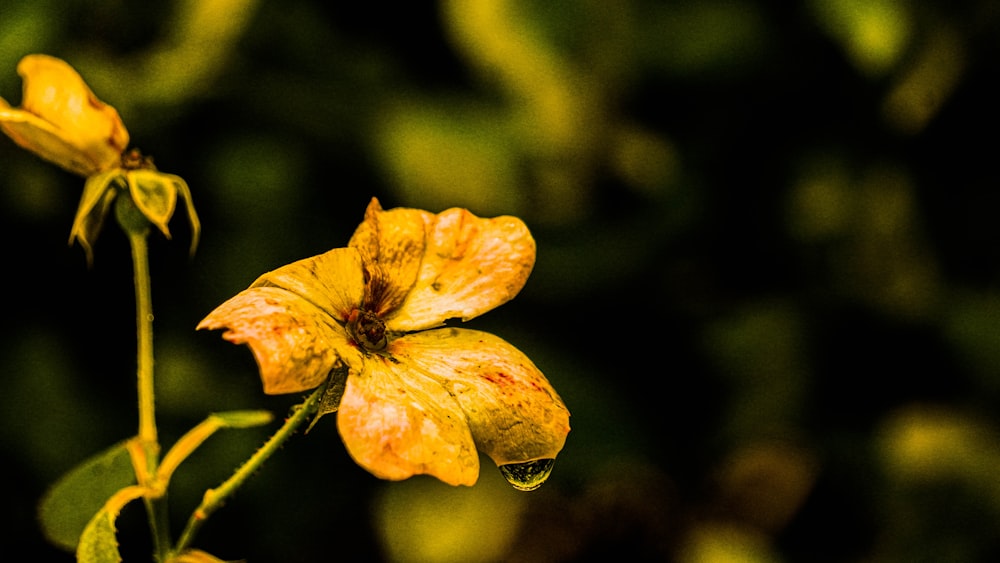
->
[0,55,199,262]
[0,54,129,176]
[199,198,570,488]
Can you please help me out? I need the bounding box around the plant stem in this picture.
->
[172,385,326,555]
[129,227,158,446]
[118,194,171,561]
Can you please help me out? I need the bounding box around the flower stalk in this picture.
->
[173,382,327,555]
[115,192,171,561]
[117,194,158,446]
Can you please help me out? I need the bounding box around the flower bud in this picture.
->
[0,54,129,176]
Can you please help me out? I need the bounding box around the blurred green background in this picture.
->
[2,1,999,561]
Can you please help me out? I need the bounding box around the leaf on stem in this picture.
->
[211,409,274,429]
[157,410,274,487]
[38,440,137,552]
[76,485,147,563]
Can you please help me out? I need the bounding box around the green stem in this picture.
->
[172,385,325,555]
[129,227,158,446]
[117,194,171,561]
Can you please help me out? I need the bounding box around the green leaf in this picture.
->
[76,485,147,563]
[38,440,137,551]
[212,409,274,429]
[157,410,274,485]
[76,508,120,563]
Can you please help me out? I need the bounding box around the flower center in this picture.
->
[121,148,155,170]
[347,308,388,352]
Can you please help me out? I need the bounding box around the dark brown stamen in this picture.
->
[348,308,388,352]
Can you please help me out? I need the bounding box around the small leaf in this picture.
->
[38,440,137,551]
[76,485,147,563]
[158,410,275,485]
[76,509,119,563]
[212,409,274,429]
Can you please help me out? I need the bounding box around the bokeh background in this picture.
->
[3,1,999,561]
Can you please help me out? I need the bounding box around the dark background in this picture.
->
[3,1,1000,561]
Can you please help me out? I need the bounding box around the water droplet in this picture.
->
[499,459,555,491]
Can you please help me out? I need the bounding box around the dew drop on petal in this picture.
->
[498,459,555,491]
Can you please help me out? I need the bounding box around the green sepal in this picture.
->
[172,171,201,256]
[66,165,202,264]
[37,440,137,552]
[69,168,123,264]
[125,169,201,256]
[126,169,178,239]
[306,365,348,433]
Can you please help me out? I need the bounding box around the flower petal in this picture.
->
[197,286,361,394]
[337,354,480,486]
[348,198,429,316]
[387,207,536,331]
[252,247,366,324]
[1,54,128,176]
[388,328,570,467]
[1,100,99,176]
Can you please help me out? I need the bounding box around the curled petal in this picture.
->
[0,54,128,175]
[1,99,95,176]
[338,355,480,486]
[197,286,362,394]
[388,328,570,467]
[387,206,536,331]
